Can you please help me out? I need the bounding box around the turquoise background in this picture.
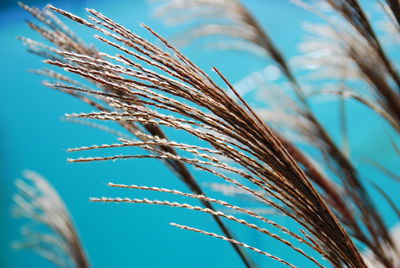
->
[1,0,399,267]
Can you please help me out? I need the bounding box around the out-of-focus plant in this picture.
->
[13,171,90,268]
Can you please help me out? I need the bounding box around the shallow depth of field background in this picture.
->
[0,0,399,267]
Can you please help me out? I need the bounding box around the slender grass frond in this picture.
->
[153,0,303,99]
[153,0,361,229]
[19,2,400,267]
[363,159,400,183]
[380,0,400,31]
[104,183,325,255]
[370,182,400,221]
[153,0,284,60]
[13,171,90,268]
[91,194,324,267]
[378,4,400,45]
[33,5,372,267]
[324,0,400,89]
[170,223,298,268]
[306,88,400,132]
[362,224,400,268]
[283,4,400,264]
[293,1,400,132]
[153,4,399,264]
[19,3,254,266]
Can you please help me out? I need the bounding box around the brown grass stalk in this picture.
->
[37,5,370,266]
[19,3,255,266]
[152,2,397,265]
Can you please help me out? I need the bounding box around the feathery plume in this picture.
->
[13,171,90,268]
[40,5,368,267]
[18,3,255,266]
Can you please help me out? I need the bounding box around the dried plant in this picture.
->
[381,0,400,30]
[151,0,399,266]
[16,1,400,268]
[292,0,400,131]
[22,5,371,267]
[153,0,360,226]
[152,0,296,83]
[13,171,90,268]
[18,2,254,266]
